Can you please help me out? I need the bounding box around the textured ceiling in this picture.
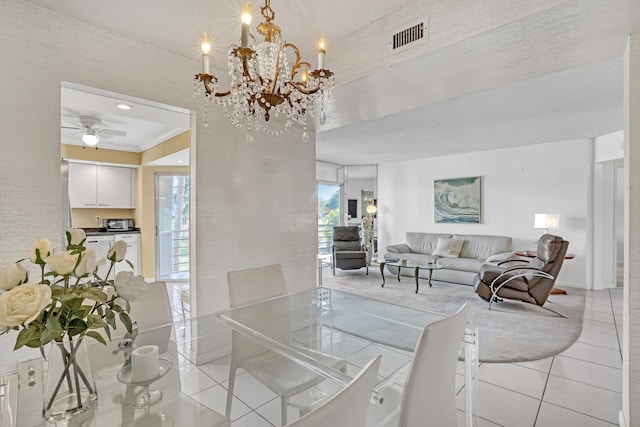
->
[26,0,640,166]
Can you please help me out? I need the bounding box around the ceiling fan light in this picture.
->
[82,132,98,146]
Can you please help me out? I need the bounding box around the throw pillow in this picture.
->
[433,238,464,258]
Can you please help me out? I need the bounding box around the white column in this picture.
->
[586,138,595,289]
[622,32,640,427]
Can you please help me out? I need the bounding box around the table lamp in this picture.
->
[534,213,560,234]
[366,204,377,217]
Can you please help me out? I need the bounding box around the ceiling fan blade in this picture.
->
[61,125,84,130]
[98,129,127,138]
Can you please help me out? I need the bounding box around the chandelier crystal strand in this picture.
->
[194,0,334,139]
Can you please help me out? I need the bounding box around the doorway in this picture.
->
[615,161,624,285]
[156,174,190,281]
[318,182,341,254]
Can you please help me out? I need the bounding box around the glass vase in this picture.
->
[43,336,97,422]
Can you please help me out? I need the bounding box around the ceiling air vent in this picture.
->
[392,22,425,50]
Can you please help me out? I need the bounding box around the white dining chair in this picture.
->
[88,281,174,371]
[225,264,346,426]
[398,301,472,427]
[285,355,381,427]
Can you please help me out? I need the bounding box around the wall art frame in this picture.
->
[434,176,481,223]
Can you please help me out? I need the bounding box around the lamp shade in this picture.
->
[366,204,378,215]
[534,213,560,230]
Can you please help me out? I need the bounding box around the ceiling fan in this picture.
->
[62,116,127,146]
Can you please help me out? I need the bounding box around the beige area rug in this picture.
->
[322,268,586,363]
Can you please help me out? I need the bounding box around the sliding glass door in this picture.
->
[318,182,341,254]
[156,174,189,280]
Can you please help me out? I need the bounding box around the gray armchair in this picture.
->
[473,234,569,316]
[332,226,368,275]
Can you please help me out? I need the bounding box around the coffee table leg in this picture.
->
[397,266,401,282]
[415,266,420,293]
[428,268,433,287]
[380,262,386,287]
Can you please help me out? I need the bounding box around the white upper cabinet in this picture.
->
[96,165,134,208]
[68,163,98,207]
[69,163,136,209]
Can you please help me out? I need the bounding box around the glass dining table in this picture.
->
[6,287,477,427]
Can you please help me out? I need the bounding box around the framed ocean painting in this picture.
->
[434,177,481,223]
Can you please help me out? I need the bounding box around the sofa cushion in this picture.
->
[436,257,485,273]
[433,238,464,258]
[406,233,452,255]
[452,234,512,260]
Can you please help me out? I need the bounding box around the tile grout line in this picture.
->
[532,355,554,426]
[609,288,624,359]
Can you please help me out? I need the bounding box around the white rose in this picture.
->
[75,249,98,277]
[0,263,29,291]
[66,228,86,247]
[30,238,52,265]
[0,283,52,327]
[46,251,79,276]
[114,272,146,302]
[108,240,127,263]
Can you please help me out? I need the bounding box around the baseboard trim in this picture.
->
[619,410,627,427]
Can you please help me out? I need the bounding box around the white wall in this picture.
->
[0,1,317,322]
[378,139,589,286]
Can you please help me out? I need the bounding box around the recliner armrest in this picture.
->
[386,243,411,254]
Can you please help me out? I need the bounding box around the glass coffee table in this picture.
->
[380,260,443,293]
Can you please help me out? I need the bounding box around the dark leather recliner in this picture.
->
[332,226,368,275]
[473,234,569,315]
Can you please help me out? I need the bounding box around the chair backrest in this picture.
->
[227,264,287,308]
[88,281,174,371]
[285,355,381,427]
[398,301,471,427]
[227,264,290,363]
[332,226,363,251]
[528,234,569,305]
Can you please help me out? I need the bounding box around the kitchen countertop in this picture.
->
[83,228,141,236]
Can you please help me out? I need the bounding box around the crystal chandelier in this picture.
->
[193,1,335,142]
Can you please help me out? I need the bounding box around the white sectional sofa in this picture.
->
[384,232,514,286]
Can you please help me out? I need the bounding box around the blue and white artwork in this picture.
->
[434,177,481,223]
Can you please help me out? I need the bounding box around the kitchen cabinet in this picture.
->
[114,233,140,275]
[84,235,113,280]
[69,163,135,209]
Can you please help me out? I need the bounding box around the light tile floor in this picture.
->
[165,278,623,427]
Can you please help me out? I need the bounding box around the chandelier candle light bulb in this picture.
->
[241,3,252,47]
[318,34,326,69]
[201,33,211,74]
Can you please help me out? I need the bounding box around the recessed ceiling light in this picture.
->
[116,103,131,110]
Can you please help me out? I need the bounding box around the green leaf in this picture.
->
[67,318,88,337]
[86,314,106,329]
[85,331,107,346]
[75,305,92,320]
[14,327,37,350]
[96,305,104,317]
[50,286,66,297]
[82,288,108,304]
[119,312,133,334]
[39,316,63,346]
[103,325,112,341]
[106,309,116,329]
[45,316,64,337]
[125,259,134,270]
